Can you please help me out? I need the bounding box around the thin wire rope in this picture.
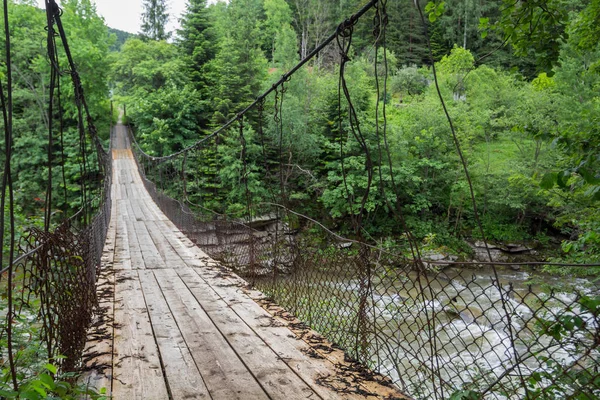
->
[369,4,443,395]
[44,0,58,231]
[414,1,530,395]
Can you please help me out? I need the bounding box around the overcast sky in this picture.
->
[36,0,211,34]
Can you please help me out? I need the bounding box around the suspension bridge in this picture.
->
[2,0,599,399]
[82,124,402,399]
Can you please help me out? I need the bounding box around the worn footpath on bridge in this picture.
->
[82,124,404,400]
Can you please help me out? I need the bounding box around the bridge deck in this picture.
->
[83,125,402,400]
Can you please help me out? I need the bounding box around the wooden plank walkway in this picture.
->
[83,125,404,399]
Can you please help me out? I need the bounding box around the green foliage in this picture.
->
[0,364,106,399]
[383,0,429,67]
[0,0,111,220]
[217,126,269,215]
[108,0,600,267]
[391,66,428,100]
[111,38,204,156]
[262,0,296,65]
[177,0,216,118]
[495,0,569,73]
[524,295,600,398]
[425,1,445,23]
[108,27,134,52]
[448,390,480,400]
[0,295,106,399]
[207,0,267,124]
[140,0,170,41]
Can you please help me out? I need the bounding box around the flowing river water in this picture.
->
[252,264,600,399]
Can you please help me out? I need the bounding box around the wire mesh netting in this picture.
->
[127,137,600,398]
[125,0,600,397]
[0,185,111,368]
[0,145,111,377]
[1,0,112,387]
[128,103,600,398]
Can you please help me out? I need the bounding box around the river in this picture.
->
[251,263,600,399]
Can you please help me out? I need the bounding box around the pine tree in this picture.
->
[140,0,171,41]
[387,0,430,66]
[262,0,295,64]
[209,0,267,125]
[177,0,216,128]
[178,0,215,87]
[196,0,267,211]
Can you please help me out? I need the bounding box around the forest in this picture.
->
[120,0,600,272]
[7,0,595,268]
[0,0,598,270]
[0,0,599,397]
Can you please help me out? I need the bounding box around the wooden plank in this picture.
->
[112,160,122,200]
[153,219,218,269]
[125,197,137,219]
[82,207,117,395]
[152,269,269,400]
[173,267,318,400]
[125,220,146,270]
[186,266,366,400]
[138,270,210,399]
[112,270,169,400]
[114,270,148,310]
[140,199,166,222]
[117,198,130,221]
[132,221,166,269]
[145,220,188,267]
[113,205,132,270]
[131,201,146,221]
[149,219,204,268]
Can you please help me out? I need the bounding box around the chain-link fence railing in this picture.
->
[124,0,600,397]
[1,0,112,389]
[130,119,600,399]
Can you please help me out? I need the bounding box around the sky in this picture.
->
[36,0,205,34]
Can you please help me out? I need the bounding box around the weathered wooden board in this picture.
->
[180,266,361,400]
[124,220,146,270]
[138,270,210,399]
[172,267,319,400]
[132,221,166,269]
[82,198,117,395]
[112,270,169,400]
[113,203,132,270]
[153,268,270,400]
[145,220,188,268]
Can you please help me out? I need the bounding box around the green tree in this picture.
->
[495,0,586,73]
[140,0,171,41]
[289,0,336,61]
[177,0,216,128]
[177,0,215,88]
[262,0,296,65]
[208,0,267,124]
[0,0,111,217]
[108,27,134,52]
[385,0,430,66]
[111,39,203,155]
